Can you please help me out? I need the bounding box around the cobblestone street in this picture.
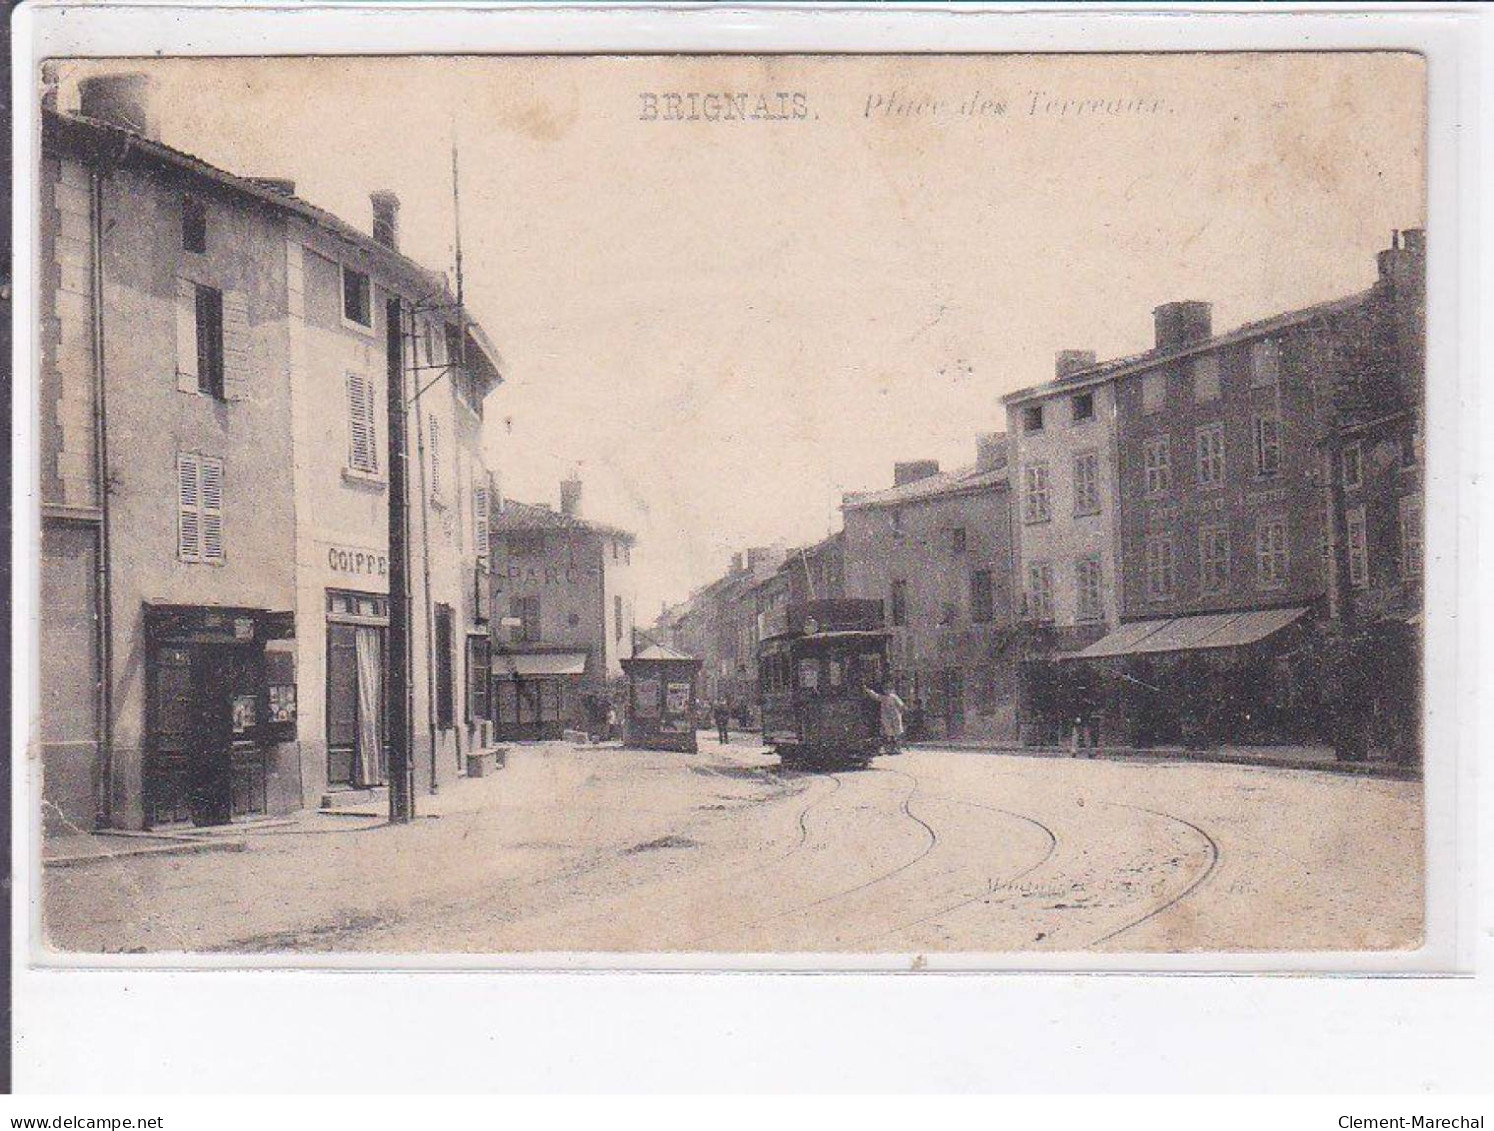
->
[42,739,1423,956]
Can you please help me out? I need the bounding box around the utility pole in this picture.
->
[386,295,415,822]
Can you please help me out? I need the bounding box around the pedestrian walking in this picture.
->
[864,683,906,755]
[713,702,731,745]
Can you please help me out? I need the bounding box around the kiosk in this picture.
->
[621,644,704,753]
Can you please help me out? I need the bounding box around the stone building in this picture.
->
[840,440,1019,742]
[488,478,636,739]
[37,76,502,831]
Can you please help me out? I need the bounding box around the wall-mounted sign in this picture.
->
[268,684,297,724]
[232,694,258,734]
[327,545,389,579]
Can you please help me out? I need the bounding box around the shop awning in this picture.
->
[1063,607,1309,661]
[492,651,588,679]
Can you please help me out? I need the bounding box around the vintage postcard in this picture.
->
[28,49,1430,962]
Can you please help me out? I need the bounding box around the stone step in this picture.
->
[320,785,388,809]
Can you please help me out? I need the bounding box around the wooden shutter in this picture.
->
[346,373,378,473]
[221,291,251,401]
[473,480,490,567]
[200,456,224,562]
[175,279,199,393]
[428,414,442,498]
[177,452,201,561]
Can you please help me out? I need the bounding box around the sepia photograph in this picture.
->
[29,48,1430,961]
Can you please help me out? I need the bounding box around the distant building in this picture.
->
[841,439,1018,741]
[488,477,636,740]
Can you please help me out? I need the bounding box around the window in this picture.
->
[1192,354,1221,402]
[182,197,207,253]
[891,510,902,535]
[1025,562,1054,621]
[1200,522,1231,594]
[1195,423,1226,489]
[434,604,454,729]
[1256,516,1289,589]
[345,373,379,475]
[467,636,491,722]
[511,595,540,644]
[612,541,620,562]
[970,568,995,624]
[1253,414,1282,478]
[1400,495,1423,578]
[342,265,372,328]
[798,658,821,692]
[472,481,490,568]
[1346,506,1369,590]
[1073,450,1101,515]
[951,527,967,554]
[890,579,908,627]
[1143,436,1172,495]
[1071,392,1094,422]
[193,283,224,399]
[1076,557,1103,623]
[1342,442,1364,490]
[1250,339,1280,387]
[1022,462,1051,523]
[1142,371,1167,414]
[1145,536,1176,601]
[1023,404,1044,433]
[177,452,224,564]
[615,595,625,643]
[427,413,443,500]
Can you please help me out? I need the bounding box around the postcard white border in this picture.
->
[10,1,1491,1092]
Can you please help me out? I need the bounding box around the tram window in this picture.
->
[798,658,820,692]
[827,659,845,689]
[861,652,885,688]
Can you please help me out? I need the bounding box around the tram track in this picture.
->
[687,761,936,946]
[1085,801,1221,948]
[847,793,1059,948]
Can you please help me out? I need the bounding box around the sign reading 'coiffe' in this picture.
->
[327,545,389,578]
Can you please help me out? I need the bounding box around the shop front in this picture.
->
[491,649,589,741]
[324,589,389,789]
[143,604,297,827]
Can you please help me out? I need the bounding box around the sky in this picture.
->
[56,53,1425,620]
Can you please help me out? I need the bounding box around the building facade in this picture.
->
[37,78,502,831]
[840,444,1019,742]
[488,480,636,739]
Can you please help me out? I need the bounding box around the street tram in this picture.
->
[757,599,892,770]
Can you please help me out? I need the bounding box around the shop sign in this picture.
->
[327,544,389,579]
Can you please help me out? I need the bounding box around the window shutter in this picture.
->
[175,279,199,393]
[473,480,490,567]
[200,457,224,562]
[428,414,442,498]
[221,291,251,401]
[177,452,201,560]
[346,373,378,474]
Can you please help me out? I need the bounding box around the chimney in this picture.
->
[78,73,155,139]
[1153,301,1213,351]
[1055,349,1097,379]
[248,177,298,198]
[893,460,941,487]
[370,191,401,251]
[976,432,1009,473]
[1378,228,1425,291]
[559,475,583,518]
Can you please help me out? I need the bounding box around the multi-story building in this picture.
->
[840,439,1018,741]
[1003,362,1124,643]
[1035,232,1423,753]
[488,477,636,739]
[37,76,502,831]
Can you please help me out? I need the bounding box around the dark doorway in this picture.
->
[189,647,236,826]
[943,668,965,740]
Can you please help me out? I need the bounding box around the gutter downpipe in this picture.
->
[89,164,115,829]
[410,307,440,794]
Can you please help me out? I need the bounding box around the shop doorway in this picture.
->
[326,590,390,788]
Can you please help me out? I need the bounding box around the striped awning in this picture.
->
[1064,607,1309,660]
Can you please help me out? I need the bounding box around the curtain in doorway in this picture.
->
[354,626,384,787]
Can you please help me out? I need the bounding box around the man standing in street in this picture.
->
[865,683,906,756]
[713,701,731,746]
